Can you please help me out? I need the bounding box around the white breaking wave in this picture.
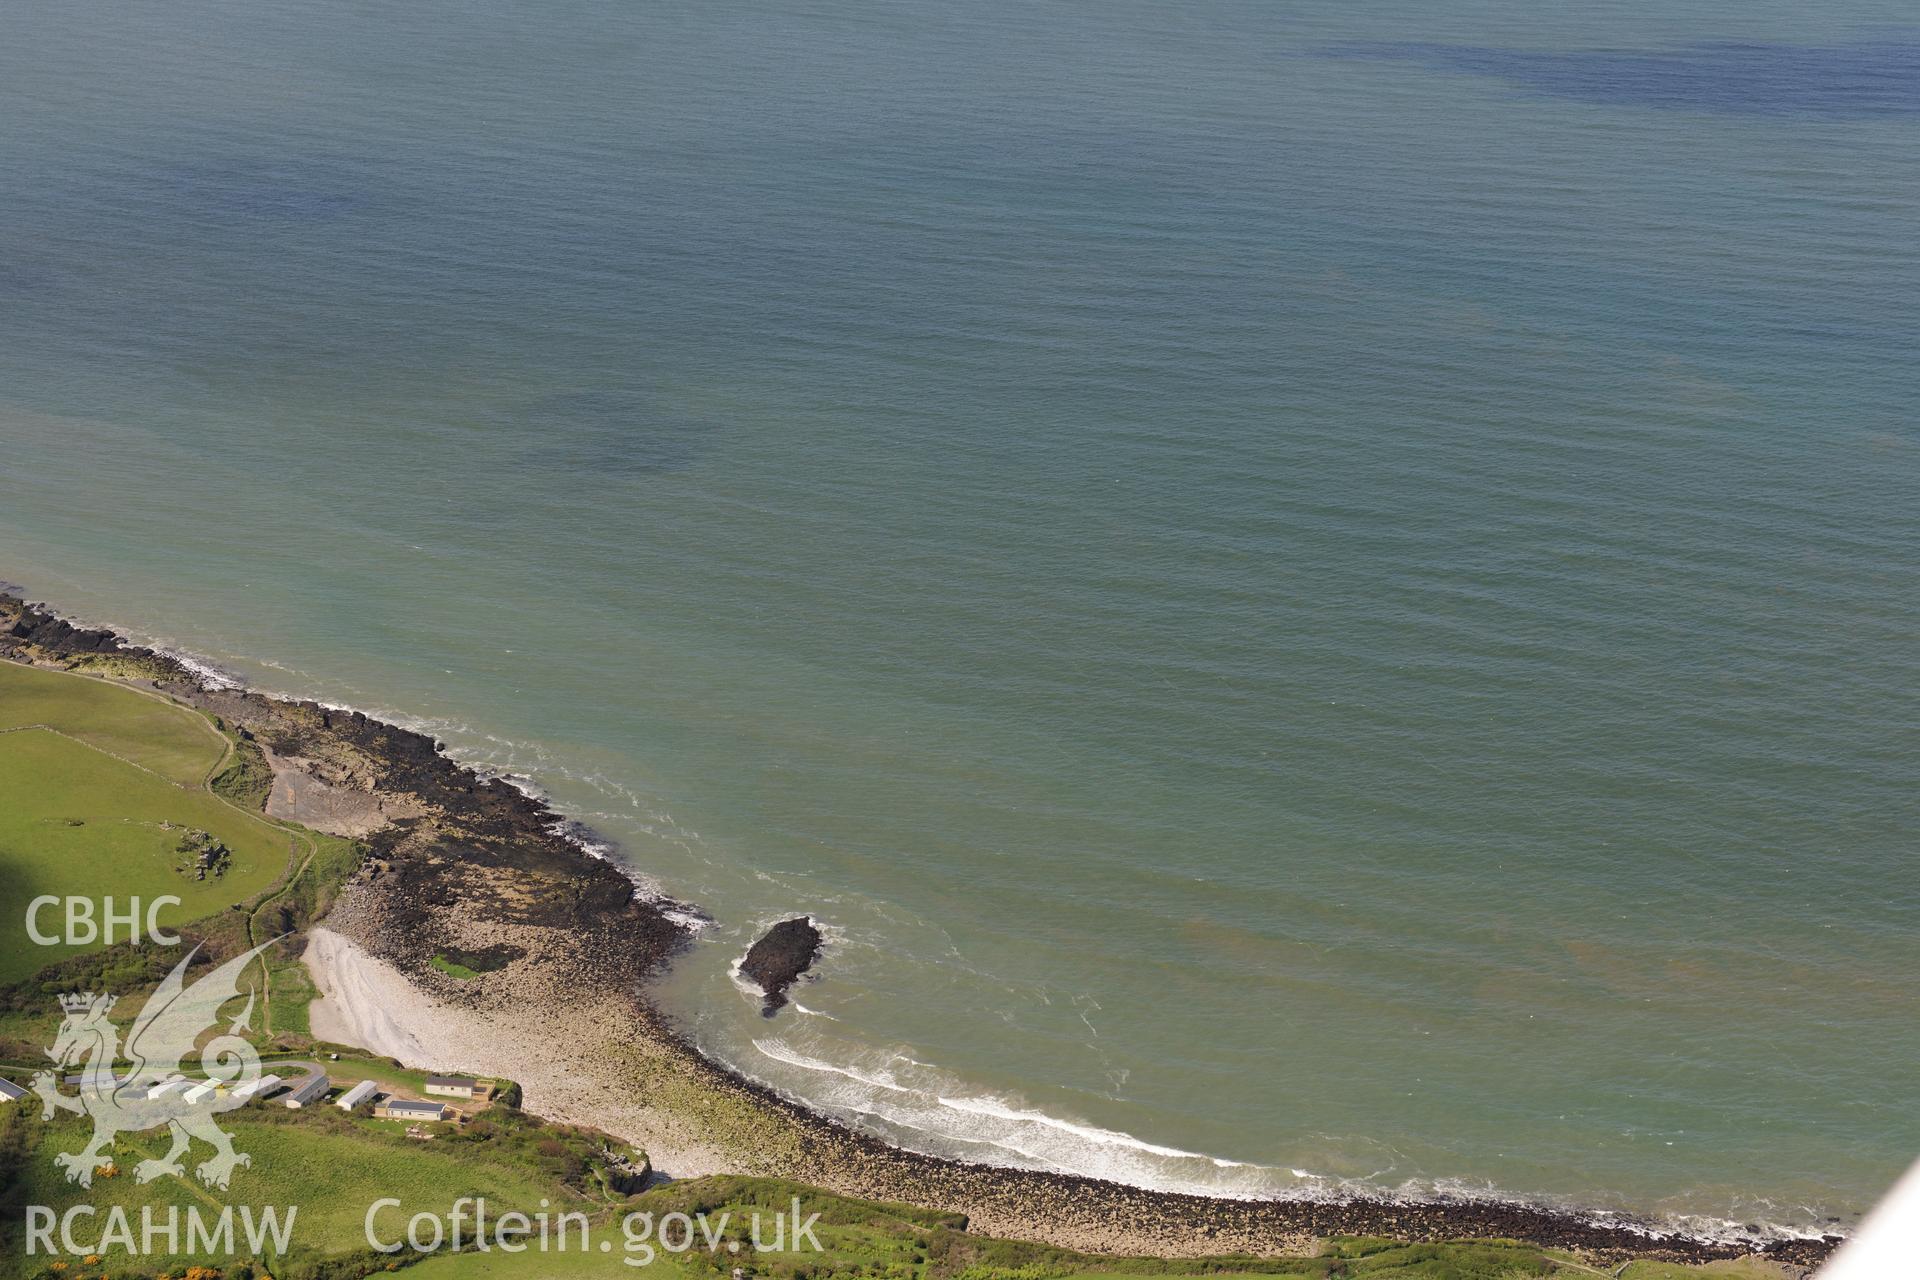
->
[24,602,254,694]
[933,1094,1258,1169]
[739,1034,1847,1245]
[748,1036,1290,1200]
[550,815,712,931]
[151,647,247,691]
[790,1002,839,1021]
[726,954,767,1001]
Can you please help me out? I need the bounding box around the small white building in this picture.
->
[146,1075,189,1101]
[0,1079,26,1103]
[282,1074,331,1108]
[337,1080,378,1111]
[182,1081,218,1105]
[376,1099,450,1122]
[424,1075,479,1099]
[232,1073,283,1101]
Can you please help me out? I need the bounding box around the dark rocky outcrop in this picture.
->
[739,916,822,1016]
[3,603,129,654]
[597,1145,654,1195]
[2,606,139,656]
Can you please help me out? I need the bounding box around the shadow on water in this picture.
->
[147,158,370,220]
[1320,38,1920,117]
[502,390,721,477]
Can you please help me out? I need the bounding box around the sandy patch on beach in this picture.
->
[305,928,443,1062]
[304,926,733,1177]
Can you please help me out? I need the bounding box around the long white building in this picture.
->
[232,1073,283,1101]
[282,1074,331,1108]
[336,1080,377,1111]
[146,1075,189,1100]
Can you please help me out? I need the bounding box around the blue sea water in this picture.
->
[2,0,1917,1236]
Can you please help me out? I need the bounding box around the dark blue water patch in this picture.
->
[1321,39,1920,117]
[74,154,377,223]
[0,257,61,300]
[500,391,720,476]
[161,159,369,219]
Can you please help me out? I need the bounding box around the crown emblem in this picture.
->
[40,939,281,1194]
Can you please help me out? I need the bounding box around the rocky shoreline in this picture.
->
[0,589,1841,1269]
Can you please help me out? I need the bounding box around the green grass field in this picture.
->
[0,660,351,1049]
[0,660,221,786]
[1617,1261,1791,1280]
[0,727,294,984]
[0,1106,592,1280]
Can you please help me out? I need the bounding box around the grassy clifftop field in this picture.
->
[0,662,297,983]
[0,661,224,786]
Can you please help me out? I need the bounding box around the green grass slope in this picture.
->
[0,1106,595,1280]
[0,729,293,983]
[0,660,349,1049]
[0,661,222,787]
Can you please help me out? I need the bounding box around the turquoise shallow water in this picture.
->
[2,0,1917,1236]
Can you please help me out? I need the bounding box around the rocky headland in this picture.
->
[0,589,1841,1269]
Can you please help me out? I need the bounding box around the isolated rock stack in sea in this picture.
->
[740,916,823,1015]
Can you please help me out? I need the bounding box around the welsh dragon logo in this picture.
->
[31,938,279,1189]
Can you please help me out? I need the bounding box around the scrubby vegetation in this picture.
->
[210,733,275,811]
